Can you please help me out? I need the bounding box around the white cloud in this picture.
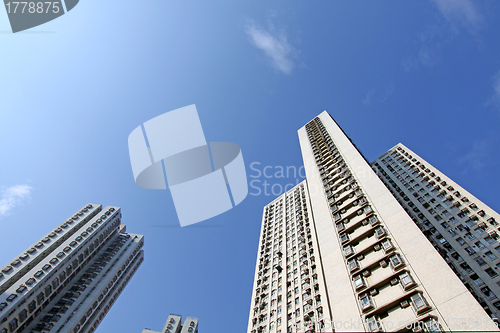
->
[362,83,394,106]
[0,184,32,217]
[244,21,295,74]
[431,0,483,31]
[458,141,489,171]
[403,0,483,72]
[485,70,500,109]
[362,89,375,106]
[493,70,500,107]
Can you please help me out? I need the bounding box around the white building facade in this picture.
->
[248,111,499,332]
[247,181,330,333]
[372,143,500,320]
[0,203,144,333]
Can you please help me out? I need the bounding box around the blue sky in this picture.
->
[1,0,500,332]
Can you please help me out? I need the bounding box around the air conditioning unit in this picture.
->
[379,260,388,268]
[400,300,410,308]
[362,270,371,277]
[373,244,381,251]
[370,289,379,296]
[390,278,399,286]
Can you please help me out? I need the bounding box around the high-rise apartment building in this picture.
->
[372,143,500,320]
[142,314,199,333]
[247,181,330,333]
[247,111,498,332]
[0,203,144,333]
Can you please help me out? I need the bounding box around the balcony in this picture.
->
[352,234,381,255]
[345,222,373,244]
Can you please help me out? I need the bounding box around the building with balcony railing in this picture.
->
[0,204,144,333]
[247,111,499,332]
[247,181,329,333]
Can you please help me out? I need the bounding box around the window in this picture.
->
[485,268,498,278]
[475,228,485,235]
[382,239,394,253]
[464,233,475,240]
[36,292,45,305]
[16,285,27,293]
[472,275,484,286]
[9,318,18,331]
[400,272,416,290]
[464,247,476,255]
[389,254,404,270]
[410,293,430,313]
[19,309,27,322]
[343,245,355,257]
[353,275,366,290]
[484,251,498,261]
[348,259,358,271]
[28,300,36,312]
[484,236,496,245]
[475,257,486,266]
[359,294,373,311]
[475,241,485,249]
[366,316,382,332]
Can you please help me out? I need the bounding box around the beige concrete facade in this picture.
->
[296,112,498,332]
[247,110,499,332]
[247,181,331,333]
[373,143,500,322]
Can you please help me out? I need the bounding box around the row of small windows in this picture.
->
[0,215,121,333]
[377,152,500,317]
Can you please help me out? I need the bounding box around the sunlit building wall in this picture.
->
[0,204,144,333]
[372,143,500,320]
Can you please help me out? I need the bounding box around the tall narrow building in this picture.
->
[247,111,498,332]
[0,203,144,333]
[247,181,330,333]
[372,143,500,320]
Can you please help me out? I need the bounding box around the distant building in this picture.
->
[143,314,199,333]
[0,203,144,333]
